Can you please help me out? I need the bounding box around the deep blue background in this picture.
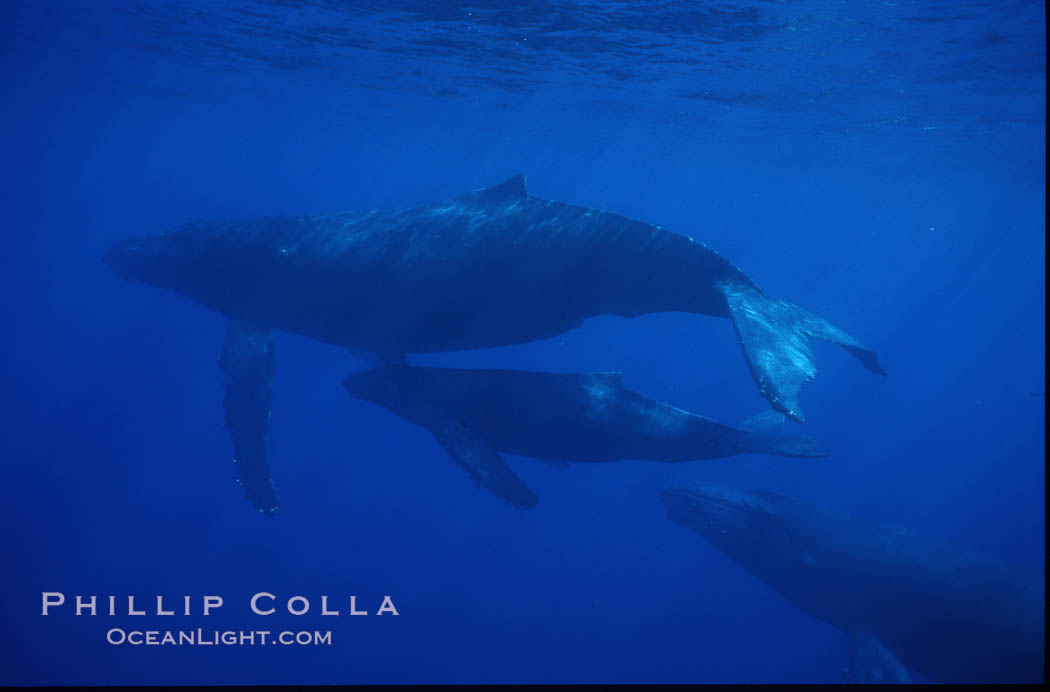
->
[0,1,1044,684]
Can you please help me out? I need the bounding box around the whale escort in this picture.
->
[661,484,1045,683]
[344,365,828,507]
[104,174,882,511]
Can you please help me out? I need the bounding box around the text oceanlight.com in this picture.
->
[106,629,332,646]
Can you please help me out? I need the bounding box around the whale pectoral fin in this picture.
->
[432,423,538,508]
[844,629,912,684]
[218,318,280,514]
[719,282,884,423]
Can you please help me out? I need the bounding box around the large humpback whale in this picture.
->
[104,174,882,511]
[661,484,1045,683]
[344,365,828,507]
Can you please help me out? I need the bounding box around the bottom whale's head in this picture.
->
[661,484,831,584]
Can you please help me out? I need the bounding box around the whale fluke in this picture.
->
[743,430,828,458]
[737,409,786,432]
[719,282,885,422]
[734,410,827,456]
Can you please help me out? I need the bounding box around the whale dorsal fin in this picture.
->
[474,174,528,205]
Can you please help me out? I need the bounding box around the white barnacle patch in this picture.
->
[584,379,615,421]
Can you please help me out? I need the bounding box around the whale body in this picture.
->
[344,365,828,507]
[104,174,882,511]
[661,484,1045,683]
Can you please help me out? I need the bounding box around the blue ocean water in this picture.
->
[0,0,1044,685]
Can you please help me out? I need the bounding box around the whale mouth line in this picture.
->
[662,486,774,526]
[663,485,732,506]
[662,487,736,518]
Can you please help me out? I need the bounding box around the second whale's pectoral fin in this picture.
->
[844,629,912,684]
[432,423,538,508]
[218,318,280,515]
[719,282,885,423]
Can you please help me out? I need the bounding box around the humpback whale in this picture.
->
[104,174,881,511]
[661,485,1045,683]
[344,365,828,507]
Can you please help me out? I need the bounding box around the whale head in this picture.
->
[344,365,460,431]
[660,484,832,586]
[103,234,186,290]
[103,223,250,313]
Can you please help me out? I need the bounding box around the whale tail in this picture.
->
[736,410,829,458]
[718,282,885,423]
[744,431,829,458]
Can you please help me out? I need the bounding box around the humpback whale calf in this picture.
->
[661,484,1045,683]
[104,174,881,511]
[344,365,828,507]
